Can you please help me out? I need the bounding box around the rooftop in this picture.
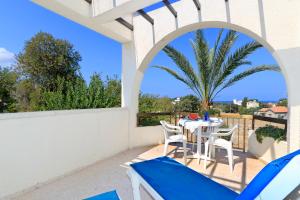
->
[259,106,288,113]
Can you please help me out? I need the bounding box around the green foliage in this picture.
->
[139,93,174,113]
[104,76,122,107]
[202,108,220,116]
[277,98,288,107]
[255,125,286,143]
[41,74,121,110]
[153,29,280,110]
[15,79,42,112]
[242,97,248,107]
[0,32,122,113]
[138,115,170,127]
[175,95,199,112]
[239,107,259,115]
[0,67,18,112]
[139,94,159,113]
[223,103,239,113]
[138,93,174,126]
[16,32,81,91]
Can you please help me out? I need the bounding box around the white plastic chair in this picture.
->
[160,121,187,165]
[204,125,239,172]
[193,124,220,158]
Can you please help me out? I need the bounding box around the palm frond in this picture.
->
[210,30,238,92]
[214,41,262,90]
[212,29,224,61]
[152,65,202,98]
[212,65,280,100]
[190,30,210,97]
[163,45,200,92]
[212,30,238,75]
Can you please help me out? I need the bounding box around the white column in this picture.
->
[275,48,300,152]
[122,42,143,148]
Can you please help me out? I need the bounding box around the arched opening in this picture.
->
[133,21,290,122]
[133,22,290,161]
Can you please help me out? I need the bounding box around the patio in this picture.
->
[12,144,265,200]
[1,0,300,199]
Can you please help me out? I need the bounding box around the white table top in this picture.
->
[178,117,223,133]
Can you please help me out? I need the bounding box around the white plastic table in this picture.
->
[178,118,223,160]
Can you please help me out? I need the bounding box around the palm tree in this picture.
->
[153,29,280,111]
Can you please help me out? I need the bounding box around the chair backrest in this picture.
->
[200,123,223,137]
[228,125,238,142]
[160,120,174,140]
[201,125,218,135]
[215,125,238,142]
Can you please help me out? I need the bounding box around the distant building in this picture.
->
[233,99,242,106]
[246,100,260,109]
[266,102,276,108]
[255,106,288,119]
[172,97,181,105]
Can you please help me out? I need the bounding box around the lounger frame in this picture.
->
[128,169,163,200]
[255,155,300,200]
[128,155,300,200]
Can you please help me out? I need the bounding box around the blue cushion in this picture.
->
[84,190,120,200]
[237,149,300,200]
[131,156,238,200]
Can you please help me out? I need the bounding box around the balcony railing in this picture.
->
[137,112,288,152]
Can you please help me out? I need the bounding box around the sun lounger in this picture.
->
[128,150,300,200]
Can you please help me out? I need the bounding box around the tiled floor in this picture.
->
[12,144,267,200]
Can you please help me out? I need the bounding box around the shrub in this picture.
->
[255,125,286,143]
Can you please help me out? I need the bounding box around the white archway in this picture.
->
[129,21,290,147]
[121,1,300,151]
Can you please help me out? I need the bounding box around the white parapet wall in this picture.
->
[0,108,130,198]
[248,130,288,163]
[132,126,164,148]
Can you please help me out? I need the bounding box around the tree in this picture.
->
[103,75,121,107]
[242,97,248,107]
[176,95,200,112]
[16,32,81,91]
[224,103,239,113]
[239,107,259,115]
[15,79,43,112]
[277,98,288,107]
[139,93,158,113]
[153,29,280,111]
[156,97,174,112]
[0,67,18,112]
[139,94,174,113]
[40,74,121,111]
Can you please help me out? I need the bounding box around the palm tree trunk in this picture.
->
[201,99,210,111]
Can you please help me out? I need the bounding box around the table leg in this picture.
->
[187,129,214,162]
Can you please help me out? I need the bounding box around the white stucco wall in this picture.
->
[0,108,130,198]
[132,126,164,148]
[248,130,288,163]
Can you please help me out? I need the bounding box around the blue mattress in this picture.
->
[84,190,120,200]
[131,156,238,200]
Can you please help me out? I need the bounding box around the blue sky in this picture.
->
[0,1,287,101]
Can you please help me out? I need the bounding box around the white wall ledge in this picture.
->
[0,107,128,120]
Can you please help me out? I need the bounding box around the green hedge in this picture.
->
[255,125,286,143]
